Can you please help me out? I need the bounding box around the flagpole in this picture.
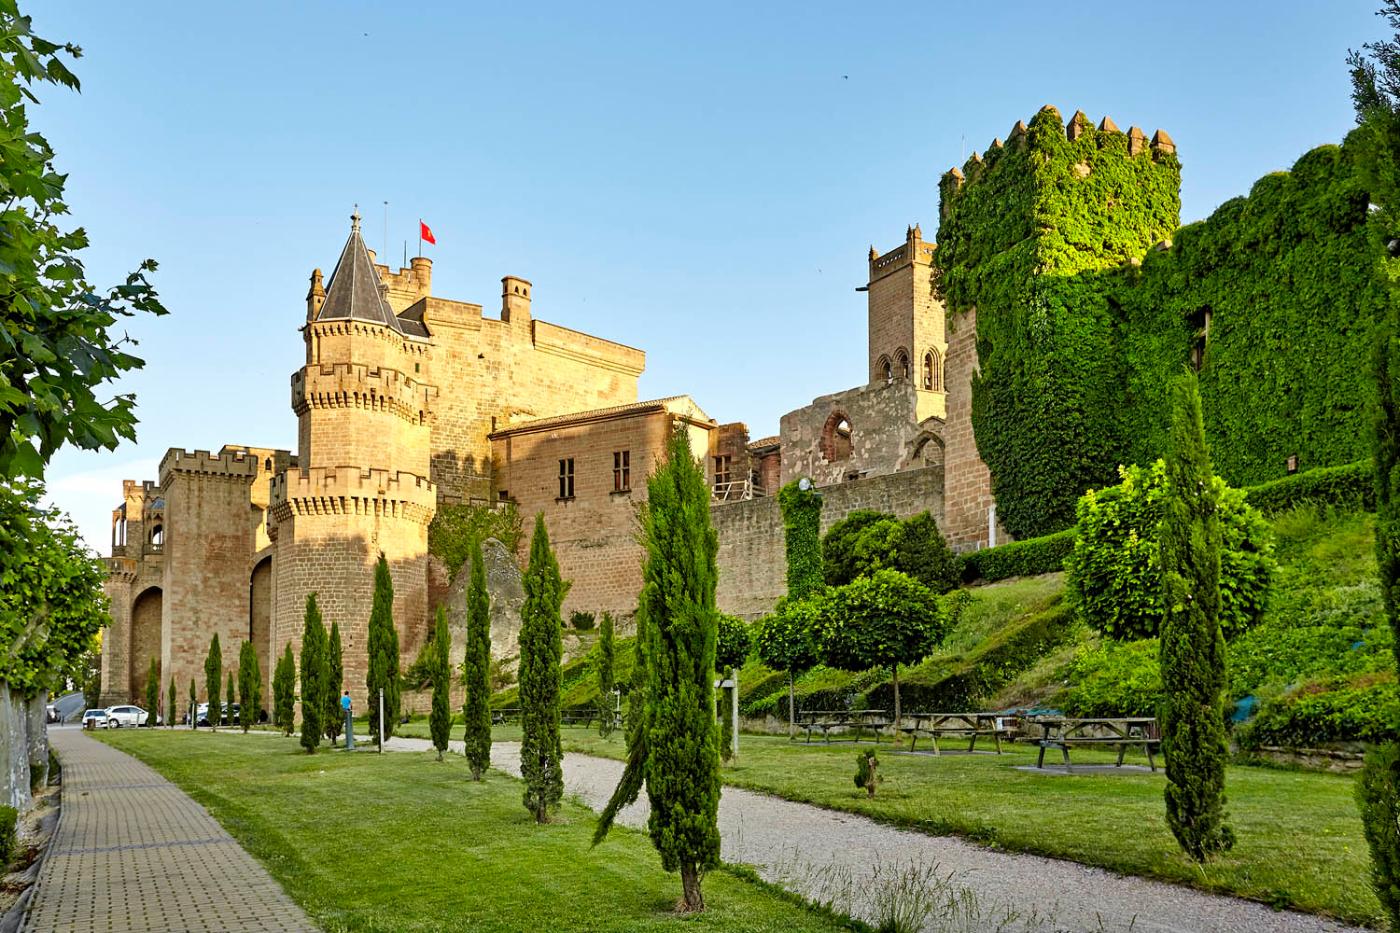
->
[382,201,388,262]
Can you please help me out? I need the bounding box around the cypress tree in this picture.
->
[596,427,721,912]
[324,620,343,746]
[145,658,158,727]
[166,675,175,729]
[366,554,401,741]
[204,633,221,732]
[462,539,492,781]
[429,607,451,761]
[595,611,616,737]
[300,594,328,753]
[187,677,195,730]
[225,671,235,727]
[518,513,566,822]
[274,643,296,736]
[1159,373,1234,860]
[238,640,261,733]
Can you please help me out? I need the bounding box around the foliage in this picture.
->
[429,607,451,760]
[144,658,158,727]
[595,611,616,738]
[959,528,1075,583]
[225,671,234,727]
[937,106,1181,539]
[715,614,752,672]
[1158,374,1233,861]
[890,512,961,594]
[0,5,168,479]
[0,804,14,866]
[186,677,194,730]
[1357,742,1400,928]
[1060,638,1162,717]
[569,610,596,631]
[853,750,878,799]
[166,675,175,730]
[519,513,566,822]
[299,595,328,753]
[366,554,400,741]
[754,597,821,680]
[203,633,221,732]
[1066,459,1274,641]
[0,481,107,694]
[778,480,823,599]
[273,644,295,736]
[822,510,959,593]
[324,621,342,745]
[238,639,260,733]
[81,643,100,711]
[819,569,950,725]
[462,539,491,781]
[1239,672,1400,748]
[427,501,522,581]
[597,427,721,912]
[1243,461,1374,514]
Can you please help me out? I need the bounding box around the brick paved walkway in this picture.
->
[22,728,316,933]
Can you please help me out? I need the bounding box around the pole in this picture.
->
[378,688,384,755]
[731,667,740,760]
[383,201,388,260]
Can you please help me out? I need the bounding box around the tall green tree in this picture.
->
[1158,373,1234,860]
[429,607,451,761]
[779,480,824,598]
[203,633,221,732]
[187,677,195,730]
[324,620,343,745]
[273,644,295,736]
[225,670,234,727]
[0,3,167,481]
[300,594,328,753]
[366,554,401,741]
[462,540,492,780]
[595,611,617,737]
[754,596,821,738]
[238,640,260,733]
[166,675,175,730]
[596,428,721,912]
[144,658,158,726]
[518,514,566,822]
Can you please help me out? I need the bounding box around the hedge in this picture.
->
[1241,460,1373,514]
[960,528,1076,583]
[1236,672,1400,749]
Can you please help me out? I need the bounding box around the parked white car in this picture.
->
[81,709,109,728]
[102,705,150,728]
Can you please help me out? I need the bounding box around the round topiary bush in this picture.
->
[1065,460,1275,640]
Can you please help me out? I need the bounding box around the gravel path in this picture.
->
[380,735,1363,933]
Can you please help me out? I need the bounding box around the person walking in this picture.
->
[341,690,354,750]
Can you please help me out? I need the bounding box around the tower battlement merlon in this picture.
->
[157,447,261,485]
[290,363,439,421]
[268,465,437,527]
[868,224,934,280]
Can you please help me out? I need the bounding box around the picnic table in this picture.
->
[796,709,892,744]
[1028,716,1160,770]
[491,707,521,725]
[897,712,1014,755]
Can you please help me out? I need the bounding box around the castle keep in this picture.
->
[103,106,1378,708]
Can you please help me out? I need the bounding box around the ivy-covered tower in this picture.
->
[935,106,1181,539]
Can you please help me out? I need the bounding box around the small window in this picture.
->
[713,455,733,487]
[613,450,631,492]
[264,457,272,471]
[895,349,910,380]
[1190,308,1212,372]
[922,349,942,391]
[498,490,509,501]
[414,362,421,373]
[877,355,892,383]
[557,458,575,499]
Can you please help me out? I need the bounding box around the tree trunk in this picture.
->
[436,748,443,762]
[892,665,901,743]
[679,861,705,912]
[787,673,795,740]
[471,766,482,782]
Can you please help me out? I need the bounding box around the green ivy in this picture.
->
[427,502,522,580]
[777,481,822,599]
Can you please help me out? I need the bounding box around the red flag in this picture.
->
[419,220,436,245]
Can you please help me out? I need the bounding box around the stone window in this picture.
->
[1190,307,1212,372]
[922,349,943,391]
[149,524,164,547]
[821,412,853,462]
[613,450,631,492]
[895,348,910,380]
[876,355,892,384]
[713,454,732,487]
[557,458,575,499]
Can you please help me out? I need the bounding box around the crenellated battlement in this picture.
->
[307,317,431,356]
[870,224,935,279]
[291,362,439,423]
[269,465,437,527]
[158,447,260,485]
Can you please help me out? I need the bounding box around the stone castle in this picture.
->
[100,109,1187,706]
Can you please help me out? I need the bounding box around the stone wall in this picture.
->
[940,307,1001,551]
[713,465,944,618]
[778,381,936,488]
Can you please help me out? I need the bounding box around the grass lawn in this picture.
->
[96,729,859,933]
[388,720,1380,927]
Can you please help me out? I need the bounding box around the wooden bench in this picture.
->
[1029,717,1161,771]
[796,710,892,744]
[490,708,521,725]
[898,712,1014,755]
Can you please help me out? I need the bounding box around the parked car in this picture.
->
[45,704,58,724]
[81,709,110,729]
[102,705,150,728]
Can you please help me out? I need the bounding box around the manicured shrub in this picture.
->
[324,621,343,745]
[145,658,158,727]
[166,676,175,730]
[1158,374,1234,860]
[366,554,401,741]
[595,611,616,737]
[462,539,492,781]
[225,671,234,727]
[1243,460,1373,514]
[715,615,751,761]
[753,595,822,736]
[238,639,261,733]
[569,610,596,631]
[203,633,221,732]
[1066,459,1274,641]
[273,644,295,736]
[1060,638,1162,717]
[891,512,961,594]
[821,510,959,593]
[1358,742,1400,924]
[854,750,879,798]
[187,678,195,730]
[429,607,451,761]
[300,594,328,753]
[1238,672,1400,749]
[960,528,1076,583]
[779,480,824,598]
[519,514,565,823]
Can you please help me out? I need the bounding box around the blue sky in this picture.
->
[31,1,1382,553]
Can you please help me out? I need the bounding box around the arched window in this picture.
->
[894,349,910,380]
[922,349,942,391]
[821,412,853,462]
[149,524,163,547]
[876,355,892,384]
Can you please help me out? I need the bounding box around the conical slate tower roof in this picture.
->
[316,211,402,333]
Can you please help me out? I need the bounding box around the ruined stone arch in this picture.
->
[820,411,854,462]
[907,431,945,469]
[129,586,163,705]
[922,348,943,391]
[894,348,910,380]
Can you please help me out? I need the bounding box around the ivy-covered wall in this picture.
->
[936,106,1181,539]
[1120,135,1384,484]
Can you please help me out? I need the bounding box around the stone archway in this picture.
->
[249,555,273,713]
[128,587,162,704]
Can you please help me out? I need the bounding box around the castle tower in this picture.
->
[866,224,945,422]
[271,211,438,703]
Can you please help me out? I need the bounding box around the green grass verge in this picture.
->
[389,723,1381,927]
[95,730,859,933]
